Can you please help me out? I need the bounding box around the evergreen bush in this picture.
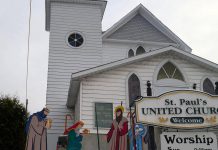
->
[0,96,27,150]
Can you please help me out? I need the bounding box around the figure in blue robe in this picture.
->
[25,108,50,150]
[128,124,147,150]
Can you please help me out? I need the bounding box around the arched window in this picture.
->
[128,49,134,58]
[157,62,184,81]
[136,46,145,55]
[128,74,141,106]
[203,78,215,95]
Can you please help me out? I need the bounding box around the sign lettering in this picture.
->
[135,90,218,128]
[161,132,217,150]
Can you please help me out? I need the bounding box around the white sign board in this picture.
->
[161,132,217,150]
[135,90,218,129]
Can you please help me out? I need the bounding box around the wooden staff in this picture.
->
[95,104,100,150]
[129,100,136,150]
[65,114,72,132]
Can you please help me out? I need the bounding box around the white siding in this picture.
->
[102,42,128,63]
[102,42,163,63]
[81,54,218,134]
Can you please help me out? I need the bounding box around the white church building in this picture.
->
[45,0,218,149]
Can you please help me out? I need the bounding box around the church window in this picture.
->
[68,33,84,47]
[157,62,184,81]
[136,46,145,55]
[95,103,113,128]
[128,74,141,106]
[203,78,215,95]
[128,49,134,58]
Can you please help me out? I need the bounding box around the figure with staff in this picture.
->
[104,105,128,150]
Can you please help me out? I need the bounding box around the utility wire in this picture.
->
[25,0,32,113]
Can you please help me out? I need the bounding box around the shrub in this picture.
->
[0,96,27,150]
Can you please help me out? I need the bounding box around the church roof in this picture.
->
[107,14,175,43]
[67,46,218,107]
[102,4,192,52]
[71,46,218,81]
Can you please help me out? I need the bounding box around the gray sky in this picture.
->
[0,0,218,113]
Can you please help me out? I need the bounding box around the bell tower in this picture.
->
[46,0,106,71]
[45,0,107,149]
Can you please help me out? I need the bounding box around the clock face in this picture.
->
[68,33,84,47]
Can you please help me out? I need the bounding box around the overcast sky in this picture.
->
[0,0,218,113]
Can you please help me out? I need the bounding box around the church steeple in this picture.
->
[45,0,107,71]
[45,3,107,149]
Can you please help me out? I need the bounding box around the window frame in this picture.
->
[66,31,86,49]
[153,59,188,88]
[201,77,215,95]
[128,49,135,58]
[94,102,113,128]
[126,72,143,108]
[157,62,184,81]
[136,46,146,55]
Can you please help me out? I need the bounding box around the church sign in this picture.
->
[135,90,218,129]
[161,132,217,150]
